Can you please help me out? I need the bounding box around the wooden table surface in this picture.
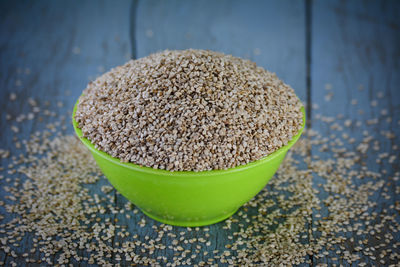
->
[0,0,399,266]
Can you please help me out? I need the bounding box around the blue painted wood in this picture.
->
[311,0,400,265]
[0,0,132,266]
[1,0,399,265]
[1,0,309,265]
[134,0,308,265]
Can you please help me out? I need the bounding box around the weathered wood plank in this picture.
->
[0,0,131,265]
[134,0,308,264]
[5,0,398,265]
[311,0,400,265]
[0,0,310,265]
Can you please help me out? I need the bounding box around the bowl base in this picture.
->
[141,209,238,227]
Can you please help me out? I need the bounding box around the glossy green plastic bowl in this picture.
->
[72,101,305,227]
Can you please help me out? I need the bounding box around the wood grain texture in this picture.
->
[311,0,400,265]
[1,0,399,265]
[0,0,131,265]
[134,0,308,265]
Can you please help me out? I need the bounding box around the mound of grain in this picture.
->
[75,49,303,171]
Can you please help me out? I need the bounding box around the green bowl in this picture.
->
[72,101,305,227]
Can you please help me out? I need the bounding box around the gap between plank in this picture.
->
[305,1,314,266]
[129,0,138,60]
[306,0,312,129]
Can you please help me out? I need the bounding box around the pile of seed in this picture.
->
[1,93,400,266]
[75,49,303,171]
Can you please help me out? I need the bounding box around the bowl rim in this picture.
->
[72,99,305,176]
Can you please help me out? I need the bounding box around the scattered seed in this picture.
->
[145,29,154,38]
[72,46,81,55]
[9,93,17,101]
